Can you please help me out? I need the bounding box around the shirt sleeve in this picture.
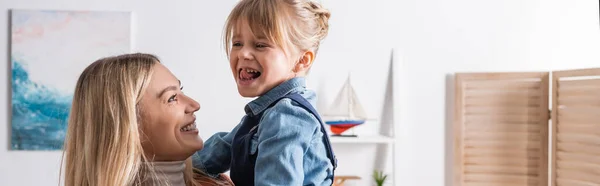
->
[192,122,243,177]
[253,99,320,185]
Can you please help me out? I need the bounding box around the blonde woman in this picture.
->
[61,53,233,186]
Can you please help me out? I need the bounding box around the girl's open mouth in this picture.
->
[239,68,261,84]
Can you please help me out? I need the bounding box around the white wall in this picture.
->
[393,0,600,186]
[0,0,399,186]
[1,0,599,185]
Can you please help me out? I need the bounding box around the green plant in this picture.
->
[373,170,388,186]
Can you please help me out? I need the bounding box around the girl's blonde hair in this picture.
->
[223,0,331,58]
[61,53,226,186]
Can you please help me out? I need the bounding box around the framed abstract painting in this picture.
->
[10,10,131,150]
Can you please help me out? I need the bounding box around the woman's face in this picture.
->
[138,63,202,161]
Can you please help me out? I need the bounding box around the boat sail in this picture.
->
[322,75,368,136]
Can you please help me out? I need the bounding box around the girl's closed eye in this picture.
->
[255,43,269,48]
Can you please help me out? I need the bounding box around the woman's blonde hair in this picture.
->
[61,53,223,186]
[223,0,331,59]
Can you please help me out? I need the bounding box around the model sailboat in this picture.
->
[322,75,368,137]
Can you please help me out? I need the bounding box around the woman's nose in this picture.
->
[184,95,200,113]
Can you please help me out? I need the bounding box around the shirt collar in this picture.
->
[244,77,306,116]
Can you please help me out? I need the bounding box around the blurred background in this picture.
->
[1,0,599,185]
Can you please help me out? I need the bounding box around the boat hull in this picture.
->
[325,120,365,135]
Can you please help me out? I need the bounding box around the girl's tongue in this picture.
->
[240,69,261,80]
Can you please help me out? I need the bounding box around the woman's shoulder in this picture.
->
[193,171,234,186]
[215,173,234,185]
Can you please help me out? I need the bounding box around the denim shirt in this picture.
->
[192,77,334,186]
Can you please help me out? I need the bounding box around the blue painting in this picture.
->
[10,10,131,150]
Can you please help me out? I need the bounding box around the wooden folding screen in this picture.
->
[454,72,550,186]
[454,68,600,186]
[551,68,600,186]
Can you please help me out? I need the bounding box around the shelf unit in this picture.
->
[329,132,396,186]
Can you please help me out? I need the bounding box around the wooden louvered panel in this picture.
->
[552,68,600,186]
[455,72,549,186]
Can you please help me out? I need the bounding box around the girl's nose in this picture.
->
[239,46,254,61]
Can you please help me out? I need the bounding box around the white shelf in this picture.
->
[329,135,395,144]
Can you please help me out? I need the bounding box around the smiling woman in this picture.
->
[61,53,233,186]
[137,62,204,162]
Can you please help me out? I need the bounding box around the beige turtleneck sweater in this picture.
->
[142,161,187,186]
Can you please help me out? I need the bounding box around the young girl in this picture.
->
[61,53,233,186]
[193,0,336,185]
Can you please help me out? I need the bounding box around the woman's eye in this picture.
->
[168,94,178,102]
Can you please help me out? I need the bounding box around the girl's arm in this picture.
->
[254,99,320,185]
[192,123,242,177]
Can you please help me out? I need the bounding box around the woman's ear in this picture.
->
[294,50,315,74]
